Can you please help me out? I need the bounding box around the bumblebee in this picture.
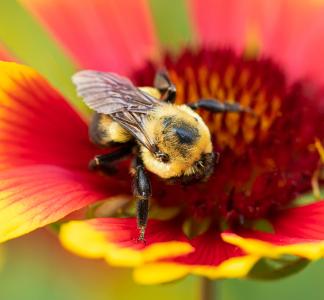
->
[72,70,250,241]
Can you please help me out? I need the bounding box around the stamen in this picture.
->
[315,138,324,163]
[311,168,321,199]
[165,60,283,151]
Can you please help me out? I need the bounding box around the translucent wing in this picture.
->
[72,70,161,151]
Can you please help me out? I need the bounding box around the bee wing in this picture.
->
[72,70,161,152]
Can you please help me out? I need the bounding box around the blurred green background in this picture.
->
[1,0,324,299]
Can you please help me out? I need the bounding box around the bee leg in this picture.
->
[154,69,176,103]
[133,156,151,242]
[187,99,255,115]
[89,145,133,175]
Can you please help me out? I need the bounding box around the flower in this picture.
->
[0,0,323,285]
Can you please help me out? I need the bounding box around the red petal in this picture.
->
[0,62,94,171]
[272,200,324,240]
[188,0,250,52]
[222,201,324,259]
[189,0,324,83]
[252,0,324,83]
[0,165,111,242]
[0,62,123,241]
[21,0,159,75]
[168,231,245,265]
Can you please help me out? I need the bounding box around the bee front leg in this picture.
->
[187,99,255,115]
[89,144,133,175]
[154,69,176,103]
[133,156,151,242]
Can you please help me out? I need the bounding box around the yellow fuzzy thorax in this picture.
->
[141,104,213,179]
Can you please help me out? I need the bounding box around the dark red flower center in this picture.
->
[129,48,323,231]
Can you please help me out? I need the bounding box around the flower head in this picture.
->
[0,0,323,284]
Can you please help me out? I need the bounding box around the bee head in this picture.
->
[141,105,214,180]
[188,151,219,181]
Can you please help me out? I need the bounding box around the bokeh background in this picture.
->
[1,0,324,299]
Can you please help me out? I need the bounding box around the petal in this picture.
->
[0,62,88,171]
[59,218,194,267]
[134,232,258,284]
[0,165,111,242]
[0,44,14,61]
[60,218,258,284]
[254,0,324,83]
[188,0,249,52]
[189,0,324,83]
[0,62,122,241]
[0,61,102,171]
[271,200,324,241]
[20,0,159,75]
[134,263,191,284]
[222,201,324,260]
